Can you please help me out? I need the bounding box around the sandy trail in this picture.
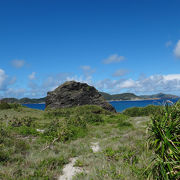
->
[134,117,149,127]
[36,129,45,133]
[91,142,100,153]
[58,157,82,180]
[58,141,100,180]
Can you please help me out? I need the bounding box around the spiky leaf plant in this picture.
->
[148,101,180,180]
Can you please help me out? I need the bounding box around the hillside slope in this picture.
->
[140,93,179,99]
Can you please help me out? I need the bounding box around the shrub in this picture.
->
[9,103,23,110]
[38,155,68,170]
[44,105,111,118]
[10,116,36,127]
[14,139,30,153]
[0,122,30,164]
[83,113,104,124]
[9,116,38,136]
[103,147,120,161]
[0,102,11,110]
[117,121,132,129]
[43,105,108,142]
[147,102,180,179]
[27,155,68,179]
[0,149,10,163]
[43,115,87,142]
[123,105,162,117]
[15,126,38,136]
[0,102,23,111]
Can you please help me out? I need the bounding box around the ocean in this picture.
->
[23,98,180,112]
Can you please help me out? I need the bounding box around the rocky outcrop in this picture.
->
[45,81,116,112]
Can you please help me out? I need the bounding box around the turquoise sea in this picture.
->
[23,98,179,112]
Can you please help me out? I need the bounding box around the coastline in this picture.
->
[3,98,179,105]
[23,98,180,104]
[107,97,180,102]
[107,98,161,102]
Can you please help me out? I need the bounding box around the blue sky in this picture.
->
[0,0,180,98]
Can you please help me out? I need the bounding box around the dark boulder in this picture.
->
[45,81,116,112]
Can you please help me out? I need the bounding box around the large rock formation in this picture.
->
[46,81,116,112]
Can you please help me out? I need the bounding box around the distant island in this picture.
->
[1,92,179,104]
[0,97,46,104]
[100,92,179,101]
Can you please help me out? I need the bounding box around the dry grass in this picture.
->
[0,105,152,179]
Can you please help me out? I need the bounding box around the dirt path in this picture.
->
[58,157,83,180]
[90,142,100,153]
[133,116,149,127]
[58,141,101,180]
[58,116,150,180]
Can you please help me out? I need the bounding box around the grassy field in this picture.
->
[0,104,153,179]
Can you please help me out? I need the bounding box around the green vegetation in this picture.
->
[147,102,180,179]
[0,102,11,110]
[100,92,179,101]
[140,93,179,99]
[1,104,146,179]
[2,102,178,179]
[0,102,24,110]
[100,92,141,100]
[1,97,46,104]
[122,105,162,117]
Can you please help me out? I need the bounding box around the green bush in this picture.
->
[0,102,23,111]
[103,147,120,161]
[15,126,38,136]
[83,113,104,124]
[38,155,68,170]
[147,102,180,179]
[43,105,110,142]
[14,139,30,153]
[45,105,111,118]
[123,105,162,117]
[43,116,87,141]
[0,123,30,164]
[0,149,10,163]
[117,121,132,128]
[0,102,11,110]
[10,116,36,127]
[9,103,23,110]
[9,116,38,136]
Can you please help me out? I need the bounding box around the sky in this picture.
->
[0,0,180,98]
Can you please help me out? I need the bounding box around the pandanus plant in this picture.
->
[147,101,180,180]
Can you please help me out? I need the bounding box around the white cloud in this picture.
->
[3,88,26,98]
[165,40,172,47]
[42,73,71,90]
[66,75,93,85]
[174,40,180,59]
[163,74,180,81]
[11,60,25,68]
[0,69,7,90]
[81,66,91,71]
[112,69,128,77]
[28,72,36,80]
[1,68,180,98]
[95,74,180,94]
[80,65,95,76]
[96,79,122,91]
[0,69,16,91]
[37,73,180,96]
[26,73,93,98]
[103,54,125,64]
[117,79,135,88]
